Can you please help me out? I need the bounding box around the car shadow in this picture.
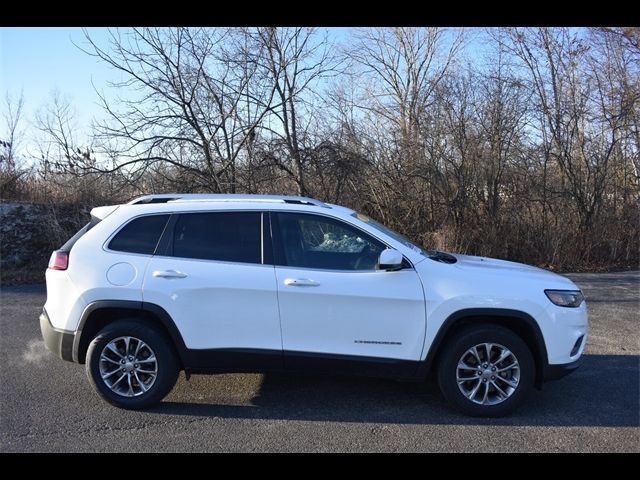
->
[151,354,639,427]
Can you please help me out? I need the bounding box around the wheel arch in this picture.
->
[73,300,188,368]
[418,308,549,388]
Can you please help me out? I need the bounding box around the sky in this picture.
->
[1,28,115,129]
[1,27,489,156]
[1,27,354,150]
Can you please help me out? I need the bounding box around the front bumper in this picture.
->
[543,356,583,381]
[542,301,588,365]
[40,309,75,362]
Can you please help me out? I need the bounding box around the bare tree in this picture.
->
[498,28,614,231]
[80,28,283,193]
[32,91,125,206]
[345,27,464,234]
[350,28,464,150]
[34,89,95,175]
[1,90,25,172]
[597,27,640,55]
[250,27,341,196]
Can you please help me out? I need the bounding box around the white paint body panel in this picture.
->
[44,213,149,331]
[275,267,426,360]
[142,257,281,350]
[414,254,588,365]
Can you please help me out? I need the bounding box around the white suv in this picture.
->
[40,194,588,416]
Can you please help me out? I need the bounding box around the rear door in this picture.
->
[142,210,282,369]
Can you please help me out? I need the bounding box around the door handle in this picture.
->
[153,270,188,279]
[284,278,320,287]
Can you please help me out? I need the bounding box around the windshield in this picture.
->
[351,212,428,257]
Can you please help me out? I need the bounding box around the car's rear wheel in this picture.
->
[86,319,179,409]
[437,324,534,417]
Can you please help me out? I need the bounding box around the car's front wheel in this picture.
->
[437,324,534,417]
[86,319,179,409]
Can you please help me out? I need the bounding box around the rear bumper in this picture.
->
[544,356,582,381]
[40,309,75,362]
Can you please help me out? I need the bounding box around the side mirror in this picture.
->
[378,248,403,271]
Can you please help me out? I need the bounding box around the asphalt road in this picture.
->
[1,272,638,452]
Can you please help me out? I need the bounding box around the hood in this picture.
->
[449,253,577,288]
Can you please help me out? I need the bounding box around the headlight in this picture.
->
[545,290,584,308]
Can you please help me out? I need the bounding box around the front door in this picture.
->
[271,212,426,375]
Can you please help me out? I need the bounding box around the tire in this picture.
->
[86,319,179,410]
[437,324,535,417]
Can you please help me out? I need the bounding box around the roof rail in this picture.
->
[127,193,330,208]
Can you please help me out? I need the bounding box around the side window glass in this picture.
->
[277,213,384,270]
[172,212,261,264]
[108,215,170,255]
[299,217,371,253]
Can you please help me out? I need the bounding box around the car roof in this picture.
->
[103,194,356,217]
[128,193,330,208]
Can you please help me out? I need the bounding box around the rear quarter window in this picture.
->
[108,215,170,255]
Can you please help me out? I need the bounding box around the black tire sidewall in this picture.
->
[86,319,179,410]
[437,325,535,417]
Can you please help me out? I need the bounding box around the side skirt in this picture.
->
[283,351,421,380]
[183,348,421,381]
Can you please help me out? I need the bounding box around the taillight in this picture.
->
[48,250,69,270]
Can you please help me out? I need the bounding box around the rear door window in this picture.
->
[171,212,262,264]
